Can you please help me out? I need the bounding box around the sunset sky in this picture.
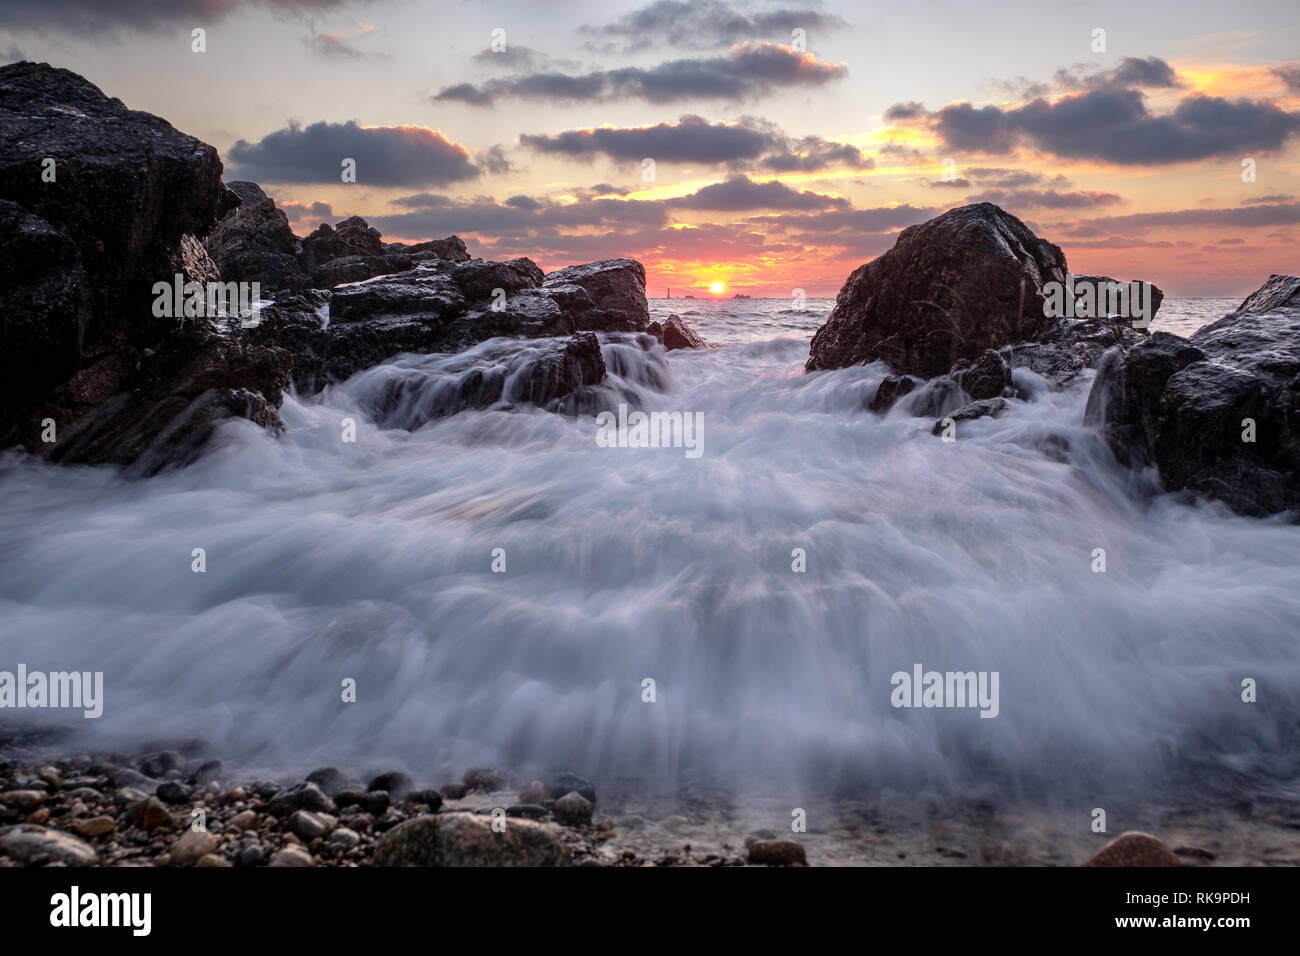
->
[3,0,1298,296]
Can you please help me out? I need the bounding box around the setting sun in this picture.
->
[710,281,725,294]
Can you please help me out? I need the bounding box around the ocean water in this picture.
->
[1,295,1296,808]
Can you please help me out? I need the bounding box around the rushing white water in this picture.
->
[1,296,1297,805]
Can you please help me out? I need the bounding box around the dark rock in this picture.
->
[155,781,192,804]
[552,791,593,826]
[807,203,1066,377]
[546,772,595,804]
[505,804,549,820]
[1086,275,1300,516]
[310,253,413,289]
[648,314,707,350]
[407,789,443,811]
[138,752,183,778]
[373,813,570,867]
[543,259,650,332]
[931,398,1008,435]
[451,257,544,301]
[328,264,466,325]
[866,374,917,413]
[236,840,263,867]
[186,759,223,787]
[953,349,1012,400]
[1082,831,1179,867]
[367,772,414,800]
[1012,314,1147,385]
[304,767,354,797]
[747,839,808,866]
[0,62,231,454]
[124,796,171,830]
[299,216,384,267]
[1069,274,1163,322]
[267,782,335,817]
[385,235,471,262]
[203,181,311,291]
[440,783,469,800]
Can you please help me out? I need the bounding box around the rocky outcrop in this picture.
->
[1069,274,1164,323]
[543,259,651,332]
[647,314,708,350]
[0,62,287,463]
[385,235,470,262]
[807,203,1067,377]
[1086,274,1300,517]
[204,181,311,291]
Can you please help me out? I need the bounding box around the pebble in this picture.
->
[197,853,232,867]
[0,824,99,865]
[75,816,116,837]
[229,810,259,831]
[269,846,314,867]
[169,829,218,865]
[288,809,333,840]
[267,782,335,817]
[329,827,361,849]
[368,772,414,799]
[156,781,192,804]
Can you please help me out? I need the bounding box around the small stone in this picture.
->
[747,840,808,866]
[269,845,314,867]
[237,842,263,867]
[137,751,182,778]
[1083,832,1180,867]
[328,827,361,849]
[125,796,172,830]
[552,792,593,827]
[305,768,353,797]
[229,810,259,831]
[268,782,335,817]
[288,809,332,840]
[156,781,192,804]
[170,829,218,865]
[75,816,116,837]
[114,787,147,806]
[197,853,232,867]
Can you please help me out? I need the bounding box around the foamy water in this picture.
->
[2,296,1296,806]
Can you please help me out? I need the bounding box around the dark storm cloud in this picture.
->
[918,88,1300,164]
[520,115,868,171]
[226,120,482,187]
[667,176,848,211]
[433,43,846,106]
[0,0,375,33]
[582,0,848,52]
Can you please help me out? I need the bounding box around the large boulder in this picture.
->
[0,62,231,452]
[806,203,1066,377]
[203,181,311,291]
[372,813,570,867]
[543,259,650,332]
[1086,274,1300,516]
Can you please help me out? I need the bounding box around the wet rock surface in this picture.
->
[1087,274,1300,516]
